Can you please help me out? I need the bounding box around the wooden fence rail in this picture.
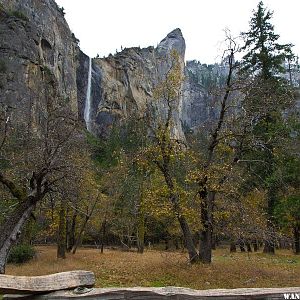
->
[0,271,95,294]
[1,271,299,299]
[3,287,300,299]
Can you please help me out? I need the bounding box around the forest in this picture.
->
[0,0,299,292]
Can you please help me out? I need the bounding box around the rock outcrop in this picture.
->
[0,0,79,129]
[182,60,229,130]
[78,28,186,139]
[77,30,229,138]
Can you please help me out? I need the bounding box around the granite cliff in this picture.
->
[77,29,229,138]
[182,60,230,130]
[77,28,186,139]
[0,0,223,140]
[0,0,79,129]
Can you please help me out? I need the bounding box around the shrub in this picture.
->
[59,6,65,16]
[41,65,52,76]
[8,244,36,264]
[9,10,29,21]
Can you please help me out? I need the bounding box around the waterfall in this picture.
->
[84,57,92,131]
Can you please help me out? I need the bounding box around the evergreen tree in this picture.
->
[240,1,293,79]
[239,1,296,254]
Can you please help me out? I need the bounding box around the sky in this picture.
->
[55,0,300,63]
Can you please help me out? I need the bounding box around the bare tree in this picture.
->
[0,71,80,273]
[195,32,240,263]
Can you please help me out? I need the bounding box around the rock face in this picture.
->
[0,0,79,129]
[77,29,229,138]
[182,60,229,130]
[79,28,186,139]
[0,0,223,140]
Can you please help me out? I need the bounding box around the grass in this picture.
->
[6,246,300,290]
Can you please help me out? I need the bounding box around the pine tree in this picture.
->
[241,1,293,79]
[239,1,295,254]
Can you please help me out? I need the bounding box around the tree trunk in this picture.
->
[197,49,235,264]
[263,217,275,254]
[177,214,199,263]
[230,242,236,252]
[57,201,66,259]
[199,228,212,263]
[212,234,216,250]
[239,241,246,252]
[21,217,35,245]
[71,216,88,255]
[164,238,170,251]
[252,240,258,252]
[65,210,70,250]
[71,198,97,255]
[100,218,107,254]
[199,192,213,264]
[127,235,132,249]
[174,237,179,250]
[287,59,293,85]
[294,225,300,255]
[246,242,252,252]
[137,190,145,254]
[263,188,276,254]
[137,200,145,254]
[0,198,36,274]
[263,242,275,254]
[161,166,199,263]
[67,211,77,251]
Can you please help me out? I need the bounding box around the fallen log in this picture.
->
[3,286,300,299]
[0,270,95,294]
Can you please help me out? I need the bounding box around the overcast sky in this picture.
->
[55,0,299,63]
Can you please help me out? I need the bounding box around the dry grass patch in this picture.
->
[6,246,300,289]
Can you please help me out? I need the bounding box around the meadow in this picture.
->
[6,246,300,290]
